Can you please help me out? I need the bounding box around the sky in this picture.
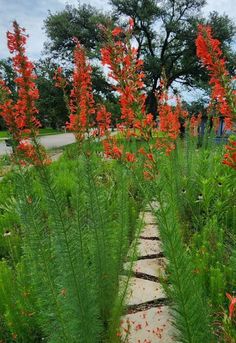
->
[0,0,236,60]
[0,0,111,59]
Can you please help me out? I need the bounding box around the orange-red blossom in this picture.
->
[0,21,49,166]
[100,20,158,168]
[226,293,236,319]
[55,40,112,142]
[95,105,111,137]
[100,19,148,129]
[66,40,95,141]
[223,139,236,170]
[188,113,202,137]
[196,25,235,130]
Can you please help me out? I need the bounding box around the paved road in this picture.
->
[0,133,76,156]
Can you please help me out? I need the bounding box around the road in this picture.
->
[0,133,76,156]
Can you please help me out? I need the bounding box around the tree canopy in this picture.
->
[43,0,236,117]
[44,4,113,60]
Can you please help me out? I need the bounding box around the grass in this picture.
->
[39,128,64,136]
[0,128,62,139]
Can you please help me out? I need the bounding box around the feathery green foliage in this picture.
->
[0,141,142,343]
[154,135,236,342]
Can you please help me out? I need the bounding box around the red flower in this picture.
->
[112,27,123,37]
[17,141,50,166]
[96,105,111,137]
[125,152,136,163]
[157,81,182,140]
[143,170,154,180]
[103,139,123,160]
[226,293,236,318]
[54,67,67,89]
[3,22,40,137]
[223,139,236,170]
[64,42,95,141]
[144,114,154,125]
[0,21,49,166]
[138,147,146,155]
[189,113,202,136]
[196,25,235,128]
[112,145,123,159]
[155,137,176,156]
[100,23,146,128]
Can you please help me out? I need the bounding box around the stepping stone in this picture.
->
[121,204,174,343]
[120,306,175,342]
[141,212,156,224]
[124,258,166,278]
[137,239,162,257]
[141,224,159,238]
[123,277,165,306]
[145,201,160,211]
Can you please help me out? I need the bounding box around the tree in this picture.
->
[110,0,236,116]
[44,3,118,119]
[35,59,119,128]
[0,57,69,129]
[44,3,113,60]
[35,58,68,129]
[0,58,17,99]
[44,0,236,117]
[0,59,17,129]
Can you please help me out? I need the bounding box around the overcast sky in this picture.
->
[0,0,235,60]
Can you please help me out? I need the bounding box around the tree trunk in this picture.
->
[145,90,158,119]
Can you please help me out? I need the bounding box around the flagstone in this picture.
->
[124,258,166,278]
[125,277,165,306]
[123,203,173,342]
[137,238,163,257]
[141,212,156,224]
[141,224,160,238]
[120,306,175,343]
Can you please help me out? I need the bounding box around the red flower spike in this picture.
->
[103,139,123,160]
[157,80,185,141]
[17,141,50,166]
[0,21,49,166]
[96,105,111,137]
[54,67,67,89]
[125,152,136,163]
[223,139,236,170]
[66,42,95,141]
[226,293,236,318]
[196,25,236,128]
[189,113,202,137]
[100,22,147,128]
[112,27,123,37]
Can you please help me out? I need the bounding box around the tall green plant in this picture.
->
[8,142,140,342]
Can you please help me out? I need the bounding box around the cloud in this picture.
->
[0,0,64,59]
[204,0,236,20]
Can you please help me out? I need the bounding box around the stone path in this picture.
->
[120,206,175,343]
